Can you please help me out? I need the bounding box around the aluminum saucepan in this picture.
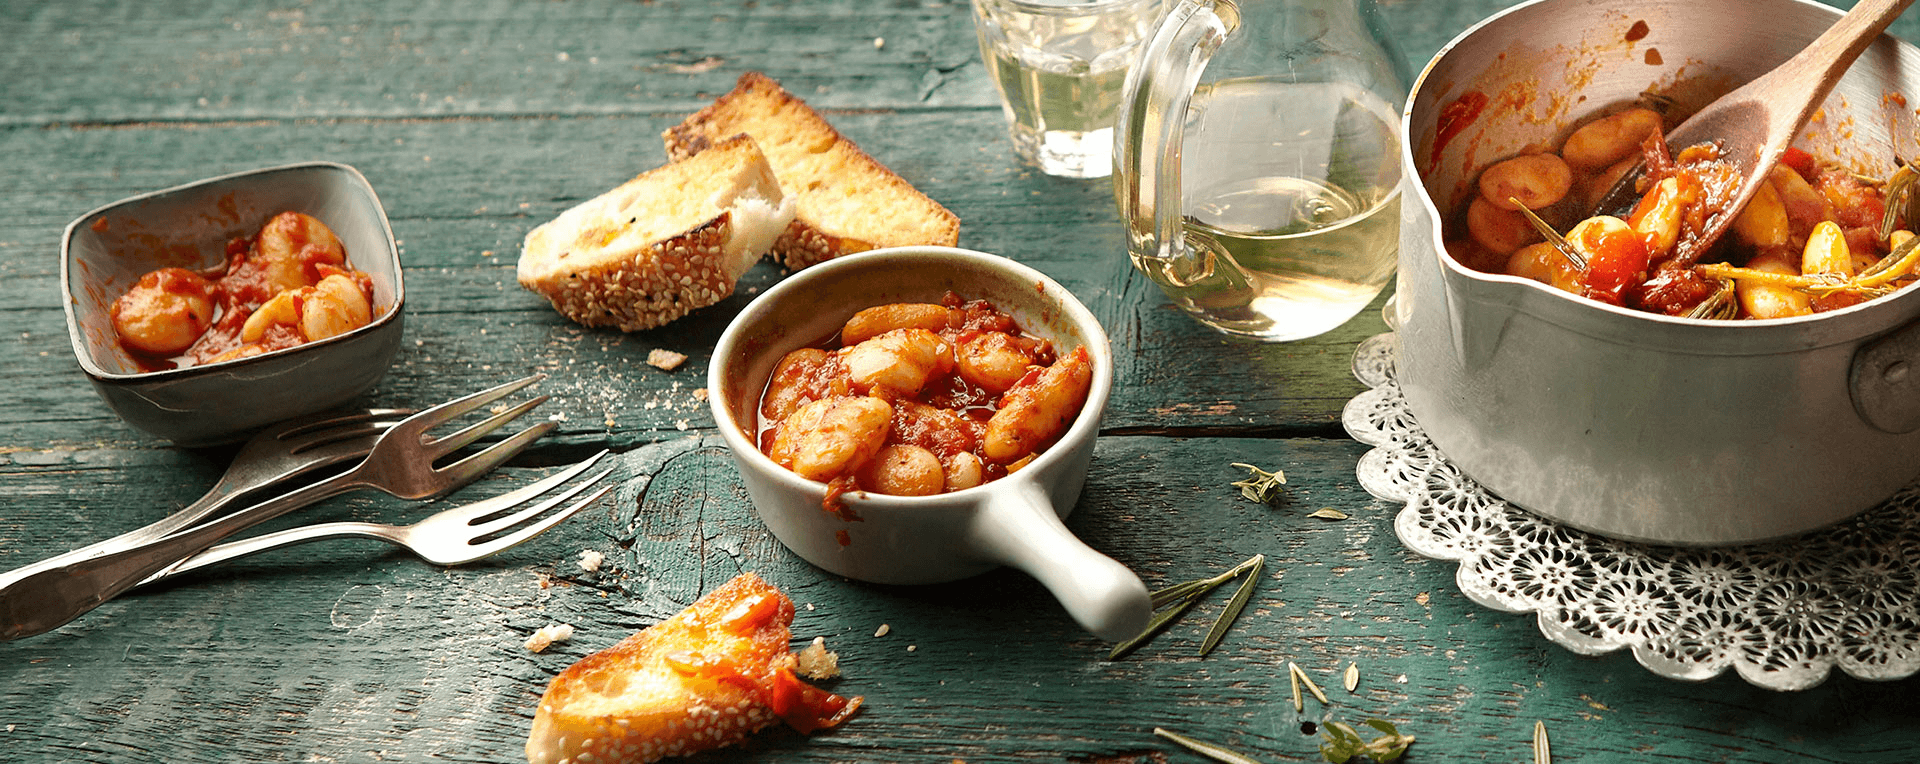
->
[1397,0,1920,545]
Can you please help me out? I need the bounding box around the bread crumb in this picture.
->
[693,387,709,401]
[873,37,885,49]
[797,636,841,679]
[874,624,890,638]
[525,623,574,652]
[907,645,917,652]
[578,549,605,573]
[647,348,688,371]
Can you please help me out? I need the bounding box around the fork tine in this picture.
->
[426,394,550,459]
[467,467,614,537]
[388,374,545,440]
[432,420,558,489]
[460,483,616,560]
[439,451,610,525]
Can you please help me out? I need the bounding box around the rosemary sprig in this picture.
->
[1512,198,1588,270]
[1154,728,1269,764]
[1230,463,1287,503]
[1693,262,1903,299]
[1877,162,1918,241]
[1321,719,1415,764]
[1683,278,1738,320]
[1110,554,1265,660]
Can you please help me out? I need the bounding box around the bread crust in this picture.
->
[525,573,860,764]
[518,134,789,331]
[664,72,960,271]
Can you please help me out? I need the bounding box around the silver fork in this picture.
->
[0,408,411,591]
[0,375,557,641]
[143,451,616,584]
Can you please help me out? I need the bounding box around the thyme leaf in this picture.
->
[1321,719,1415,764]
[1534,720,1551,764]
[1230,463,1287,503]
[1307,508,1349,521]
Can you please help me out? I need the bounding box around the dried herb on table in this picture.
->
[1307,508,1348,521]
[1534,720,1551,764]
[1230,463,1287,503]
[1109,554,1265,660]
[1320,719,1415,764]
[1154,727,1268,764]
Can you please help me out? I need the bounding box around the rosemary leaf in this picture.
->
[1879,163,1917,240]
[1108,594,1203,660]
[1290,662,1304,713]
[1307,508,1348,520]
[1293,662,1331,705]
[1344,662,1360,693]
[1198,555,1263,656]
[1512,200,1587,270]
[1151,578,1216,609]
[1154,728,1268,764]
[1534,721,1551,764]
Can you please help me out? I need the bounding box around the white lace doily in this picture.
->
[1342,332,1920,691]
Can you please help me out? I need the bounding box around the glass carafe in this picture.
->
[1116,0,1409,340]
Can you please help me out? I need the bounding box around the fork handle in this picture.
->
[0,471,364,641]
[141,522,398,584]
[0,473,315,595]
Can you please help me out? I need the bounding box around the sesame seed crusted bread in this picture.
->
[663,72,960,271]
[525,573,861,764]
[517,134,795,331]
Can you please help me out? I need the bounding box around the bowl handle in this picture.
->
[966,481,1151,642]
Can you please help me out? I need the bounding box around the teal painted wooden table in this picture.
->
[3,1,1917,762]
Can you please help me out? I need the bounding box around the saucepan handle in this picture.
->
[966,481,1151,642]
[1852,314,1920,433]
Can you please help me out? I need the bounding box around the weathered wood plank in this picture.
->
[5,436,1914,763]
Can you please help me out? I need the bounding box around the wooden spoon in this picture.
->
[1597,0,1914,263]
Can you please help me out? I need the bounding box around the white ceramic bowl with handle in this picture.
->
[708,246,1151,642]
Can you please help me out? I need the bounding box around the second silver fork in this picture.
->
[144,450,617,584]
[0,375,557,641]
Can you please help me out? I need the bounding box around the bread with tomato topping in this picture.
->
[662,72,960,271]
[517,134,795,331]
[525,573,860,764]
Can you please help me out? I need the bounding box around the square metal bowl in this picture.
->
[61,162,406,446]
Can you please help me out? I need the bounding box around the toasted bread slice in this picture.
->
[663,72,960,270]
[517,134,794,331]
[525,573,860,764]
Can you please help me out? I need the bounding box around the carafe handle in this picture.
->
[1115,0,1240,284]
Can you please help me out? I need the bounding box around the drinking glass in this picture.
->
[970,0,1166,179]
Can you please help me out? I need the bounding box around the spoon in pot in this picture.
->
[1594,0,1914,263]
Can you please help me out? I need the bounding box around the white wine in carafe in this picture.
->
[1146,78,1402,340]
